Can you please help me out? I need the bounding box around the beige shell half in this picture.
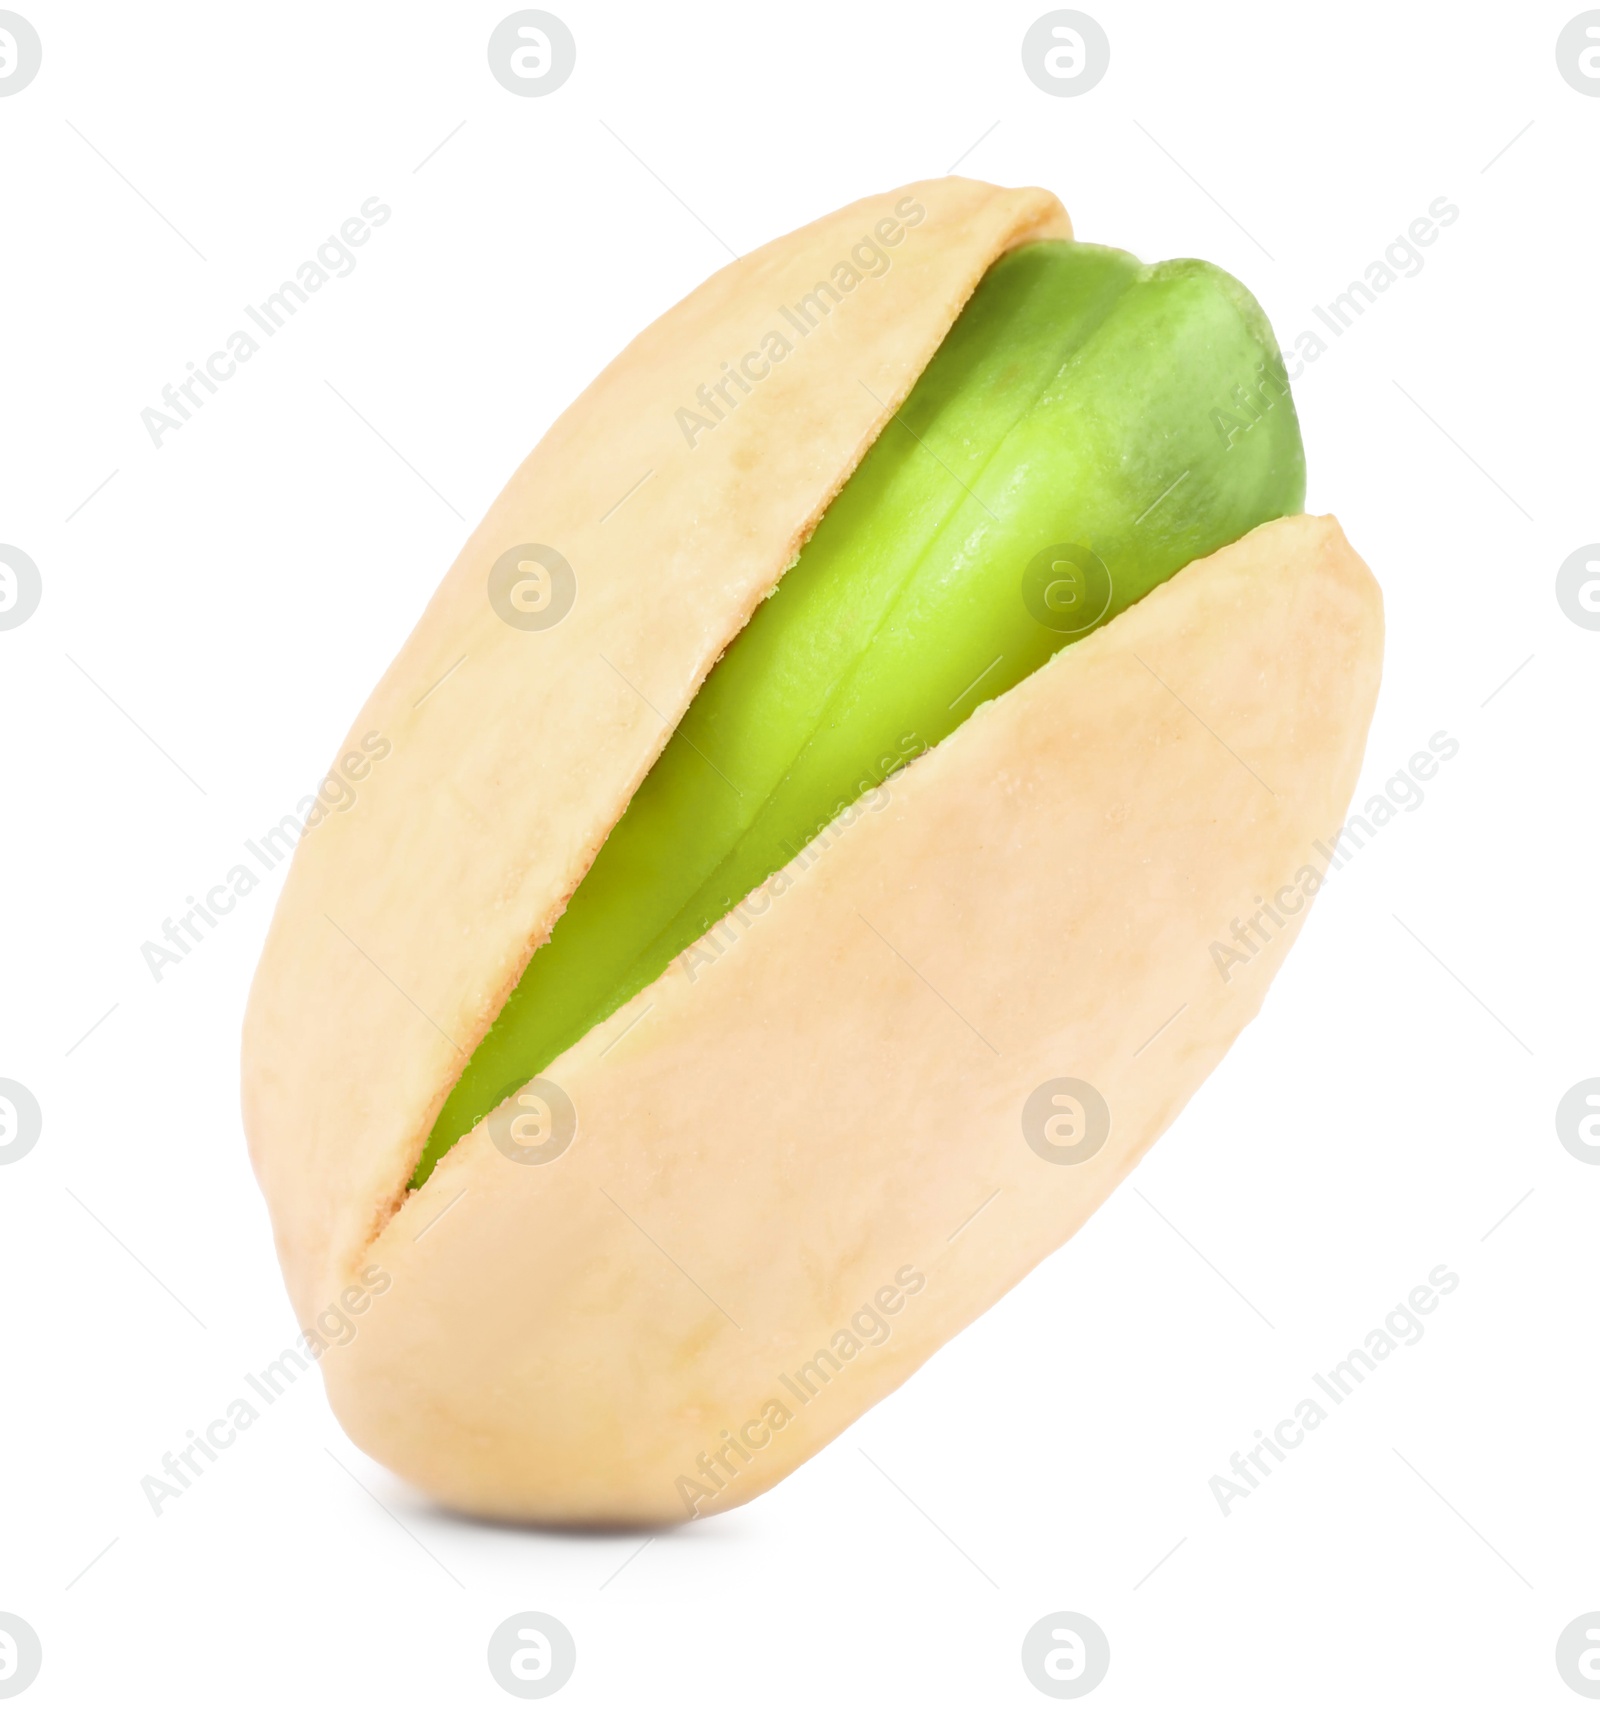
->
[241,178,1383,1523]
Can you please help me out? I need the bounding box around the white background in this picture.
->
[2,2,1597,1705]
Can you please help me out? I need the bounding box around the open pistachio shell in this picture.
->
[241,179,1382,1523]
